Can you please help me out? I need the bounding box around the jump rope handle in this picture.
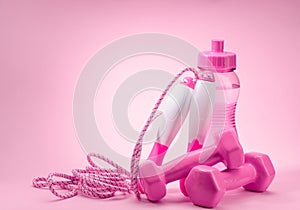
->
[147,79,194,165]
[147,76,216,165]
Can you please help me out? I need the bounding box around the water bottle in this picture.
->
[196,40,241,163]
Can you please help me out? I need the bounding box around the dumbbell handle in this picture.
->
[163,147,225,183]
[221,163,256,190]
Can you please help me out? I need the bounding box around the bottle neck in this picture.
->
[198,67,236,73]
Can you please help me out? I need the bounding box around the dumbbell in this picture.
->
[185,152,275,208]
[138,129,244,201]
[179,129,243,196]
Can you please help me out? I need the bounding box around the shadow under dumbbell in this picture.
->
[210,188,277,209]
[161,188,277,209]
[163,187,191,203]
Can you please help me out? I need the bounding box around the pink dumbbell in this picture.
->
[138,129,244,201]
[185,152,275,208]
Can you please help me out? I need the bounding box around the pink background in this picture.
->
[1,0,299,209]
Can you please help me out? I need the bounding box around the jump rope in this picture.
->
[32,67,200,200]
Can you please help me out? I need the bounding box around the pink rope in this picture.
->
[33,67,199,200]
[33,153,131,199]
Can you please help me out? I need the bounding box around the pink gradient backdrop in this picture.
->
[0,0,299,209]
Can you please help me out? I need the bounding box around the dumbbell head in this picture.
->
[243,152,275,192]
[138,160,166,201]
[217,129,245,169]
[185,165,225,208]
[185,152,275,207]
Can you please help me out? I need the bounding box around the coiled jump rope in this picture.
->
[33,67,199,200]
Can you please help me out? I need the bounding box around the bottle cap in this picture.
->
[198,40,236,72]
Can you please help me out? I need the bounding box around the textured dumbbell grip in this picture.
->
[221,163,256,190]
[163,149,223,183]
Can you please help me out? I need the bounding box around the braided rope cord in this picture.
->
[33,67,199,199]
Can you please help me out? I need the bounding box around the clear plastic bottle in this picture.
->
[211,71,240,131]
[197,40,241,162]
